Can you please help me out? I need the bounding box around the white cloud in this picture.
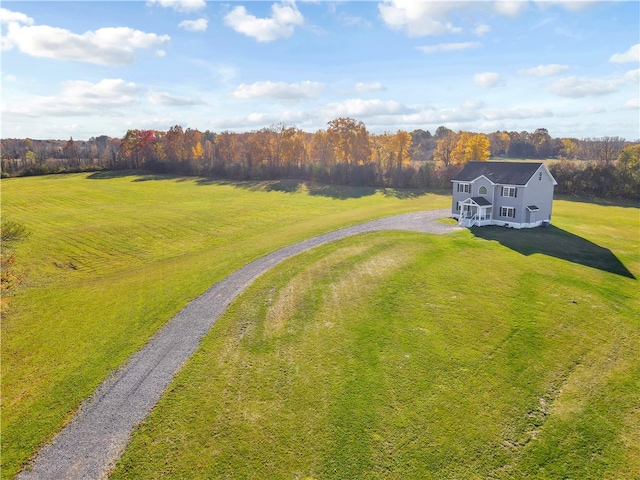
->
[625,69,640,83]
[322,98,412,117]
[148,91,204,106]
[147,0,206,12]
[624,98,639,110]
[609,44,640,64]
[336,12,372,28]
[418,42,480,54]
[461,99,486,110]
[517,64,569,77]
[179,18,208,32]
[493,1,528,17]
[536,1,600,12]
[549,76,620,98]
[354,82,386,93]
[4,79,140,117]
[400,106,481,125]
[483,107,554,121]
[378,0,462,36]
[232,81,325,100]
[224,1,304,43]
[2,15,169,65]
[474,24,491,36]
[212,110,309,129]
[0,8,33,25]
[474,72,504,88]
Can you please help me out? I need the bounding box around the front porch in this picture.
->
[457,197,493,227]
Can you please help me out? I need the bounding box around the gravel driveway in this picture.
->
[18,209,459,480]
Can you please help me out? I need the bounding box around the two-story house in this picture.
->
[451,161,557,228]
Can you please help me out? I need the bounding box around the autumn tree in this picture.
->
[409,129,434,161]
[465,133,491,162]
[120,130,157,168]
[214,131,238,174]
[596,136,625,165]
[488,131,510,157]
[450,132,490,164]
[531,128,553,158]
[279,126,307,170]
[370,132,394,173]
[309,129,333,180]
[327,117,370,183]
[164,125,187,164]
[433,131,458,166]
[63,137,79,168]
[559,138,579,159]
[391,130,412,171]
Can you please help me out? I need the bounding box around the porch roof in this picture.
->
[468,196,492,206]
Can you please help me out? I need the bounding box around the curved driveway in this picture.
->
[18,209,459,480]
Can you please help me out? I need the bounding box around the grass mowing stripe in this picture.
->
[110,204,638,479]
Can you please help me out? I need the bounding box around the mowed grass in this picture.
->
[110,200,639,479]
[1,173,448,478]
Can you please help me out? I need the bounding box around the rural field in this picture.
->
[2,172,639,479]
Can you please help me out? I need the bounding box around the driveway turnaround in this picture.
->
[18,209,460,480]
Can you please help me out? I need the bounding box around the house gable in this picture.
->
[524,163,558,187]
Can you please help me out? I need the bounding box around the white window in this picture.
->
[500,206,515,218]
[457,183,470,193]
[478,186,487,195]
[502,186,517,197]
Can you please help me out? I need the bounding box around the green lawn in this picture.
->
[110,198,639,479]
[1,173,448,478]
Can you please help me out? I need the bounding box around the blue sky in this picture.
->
[1,1,638,140]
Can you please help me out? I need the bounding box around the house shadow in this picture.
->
[470,225,635,279]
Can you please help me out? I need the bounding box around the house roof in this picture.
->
[452,161,544,185]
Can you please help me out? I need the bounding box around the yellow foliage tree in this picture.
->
[391,130,412,170]
[451,132,490,164]
[466,133,490,162]
[433,132,459,166]
[191,141,204,160]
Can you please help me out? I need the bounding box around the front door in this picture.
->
[462,204,476,218]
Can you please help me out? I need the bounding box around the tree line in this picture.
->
[1,119,638,198]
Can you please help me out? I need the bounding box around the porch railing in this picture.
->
[458,212,477,228]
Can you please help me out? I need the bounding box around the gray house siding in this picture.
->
[494,185,523,224]
[452,176,493,213]
[521,165,555,224]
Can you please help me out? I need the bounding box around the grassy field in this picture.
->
[2,173,638,478]
[1,172,448,478]
[109,199,639,478]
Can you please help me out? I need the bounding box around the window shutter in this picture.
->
[514,188,517,198]
[501,186,504,196]
[512,209,516,218]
